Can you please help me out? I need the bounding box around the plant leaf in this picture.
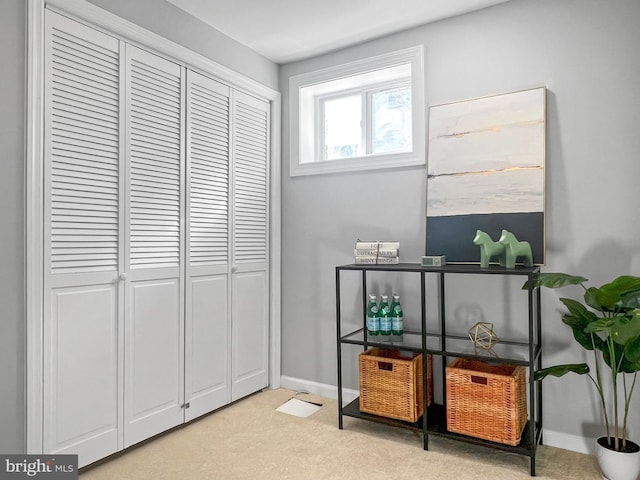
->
[592,276,640,312]
[559,298,596,323]
[610,314,640,345]
[584,318,615,333]
[620,354,640,374]
[584,287,602,312]
[606,275,640,295]
[558,298,601,350]
[624,317,640,365]
[561,314,599,351]
[534,363,590,381]
[620,290,640,309]
[523,272,588,290]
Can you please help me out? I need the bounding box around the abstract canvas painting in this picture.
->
[426,87,546,264]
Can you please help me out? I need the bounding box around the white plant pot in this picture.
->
[596,437,640,480]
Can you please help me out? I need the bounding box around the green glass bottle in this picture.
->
[389,294,398,318]
[379,294,392,339]
[391,293,404,340]
[366,294,379,336]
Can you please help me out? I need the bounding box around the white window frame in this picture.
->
[289,46,425,177]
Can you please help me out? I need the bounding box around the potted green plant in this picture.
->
[525,273,640,480]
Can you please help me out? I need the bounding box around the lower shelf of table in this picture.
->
[340,397,541,456]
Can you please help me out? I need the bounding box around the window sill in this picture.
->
[289,151,424,177]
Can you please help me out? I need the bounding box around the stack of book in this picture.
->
[354,241,400,264]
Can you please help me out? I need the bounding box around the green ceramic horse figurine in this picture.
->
[498,229,533,268]
[473,230,505,268]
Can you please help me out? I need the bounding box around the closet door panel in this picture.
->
[185,275,229,420]
[125,278,182,443]
[231,92,270,401]
[127,48,183,273]
[124,45,185,447]
[231,270,268,400]
[185,71,231,419]
[43,11,122,467]
[46,284,119,465]
[233,94,269,269]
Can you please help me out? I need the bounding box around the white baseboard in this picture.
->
[542,429,595,455]
[278,375,595,456]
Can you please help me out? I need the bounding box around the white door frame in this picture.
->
[25,0,281,454]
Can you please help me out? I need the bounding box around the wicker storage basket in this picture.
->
[446,358,527,446]
[359,348,432,422]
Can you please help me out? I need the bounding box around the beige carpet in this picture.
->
[80,388,600,479]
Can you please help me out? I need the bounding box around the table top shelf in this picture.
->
[337,262,540,276]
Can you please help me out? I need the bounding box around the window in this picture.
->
[289,46,424,176]
[319,80,411,160]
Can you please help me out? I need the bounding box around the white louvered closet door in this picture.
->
[123,45,185,447]
[184,71,231,420]
[41,8,273,467]
[43,11,123,465]
[231,91,270,401]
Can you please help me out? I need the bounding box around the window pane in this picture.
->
[371,86,412,155]
[323,94,361,160]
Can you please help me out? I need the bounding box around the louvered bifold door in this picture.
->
[230,91,270,401]
[184,71,231,421]
[43,11,123,466]
[123,45,185,447]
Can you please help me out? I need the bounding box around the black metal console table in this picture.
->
[335,262,543,476]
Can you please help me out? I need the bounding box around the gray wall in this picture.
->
[0,0,26,454]
[0,0,277,454]
[280,0,640,443]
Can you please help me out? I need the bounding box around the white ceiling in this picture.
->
[165,0,511,64]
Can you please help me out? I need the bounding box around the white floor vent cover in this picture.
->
[276,398,322,418]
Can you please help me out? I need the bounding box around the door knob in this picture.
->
[119,273,127,281]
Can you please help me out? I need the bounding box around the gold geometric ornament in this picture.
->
[468,322,500,350]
